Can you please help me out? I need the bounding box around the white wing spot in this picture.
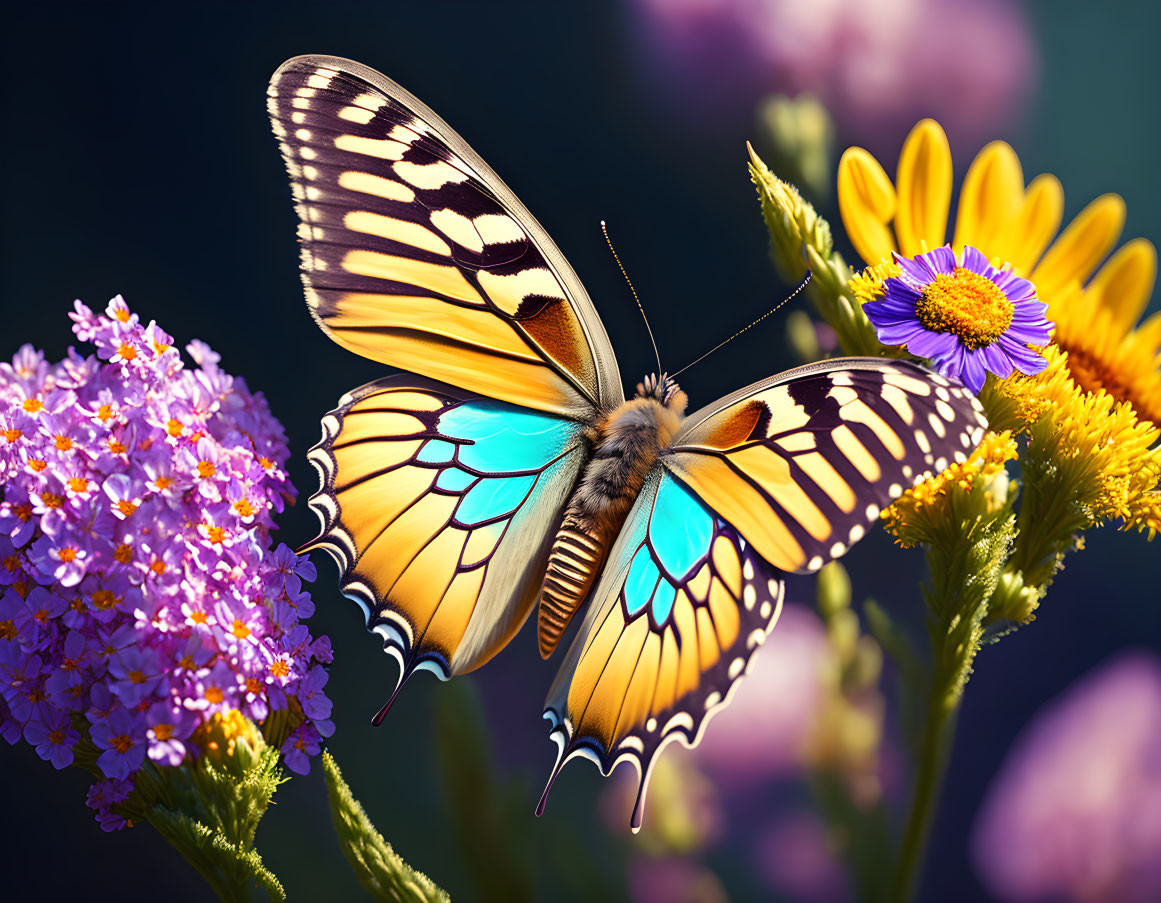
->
[934,457,948,472]
[831,372,854,386]
[728,658,746,680]
[888,483,903,499]
[704,691,722,710]
[915,429,931,454]
[928,412,947,438]
[953,450,967,463]
[902,465,913,479]
[743,560,755,580]
[829,541,846,557]
[866,504,880,520]
[935,386,951,402]
[848,524,865,543]
[936,400,956,421]
[807,555,824,571]
[743,584,757,610]
[646,718,657,732]
[759,601,772,620]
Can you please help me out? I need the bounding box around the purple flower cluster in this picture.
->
[0,296,333,829]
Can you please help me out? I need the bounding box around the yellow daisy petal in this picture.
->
[1032,193,1126,297]
[894,119,952,258]
[837,147,897,265]
[953,141,1024,261]
[998,173,1064,275]
[1086,238,1157,338]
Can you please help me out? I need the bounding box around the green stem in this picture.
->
[891,688,960,903]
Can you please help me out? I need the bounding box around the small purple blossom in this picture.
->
[0,297,331,826]
[863,244,1054,393]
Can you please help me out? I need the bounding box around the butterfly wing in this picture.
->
[268,55,622,420]
[541,359,988,827]
[306,375,589,710]
[666,359,989,573]
[540,470,784,830]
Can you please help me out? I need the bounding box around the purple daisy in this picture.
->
[862,245,1054,393]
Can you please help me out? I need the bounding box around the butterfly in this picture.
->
[267,55,989,829]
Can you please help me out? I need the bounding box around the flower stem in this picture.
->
[891,679,960,902]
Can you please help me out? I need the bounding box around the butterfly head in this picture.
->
[635,373,687,415]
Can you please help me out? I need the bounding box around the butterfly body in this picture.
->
[268,55,990,828]
[538,375,688,657]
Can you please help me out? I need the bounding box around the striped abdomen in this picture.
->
[538,512,613,658]
[537,386,687,658]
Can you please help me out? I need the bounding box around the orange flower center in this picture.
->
[205,526,227,544]
[108,437,126,454]
[117,500,138,517]
[0,620,16,640]
[915,267,1015,350]
[114,307,131,323]
[197,460,215,478]
[113,544,133,564]
[40,492,63,508]
[231,619,251,640]
[152,723,174,741]
[270,660,290,678]
[117,343,137,360]
[129,669,147,684]
[22,398,43,413]
[48,729,66,745]
[92,590,119,609]
[54,435,73,451]
[58,547,78,563]
[258,456,274,470]
[233,499,254,518]
[3,555,20,573]
[68,477,89,493]
[189,609,209,624]
[29,459,47,473]
[110,734,133,753]
[154,476,172,490]
[205,687,224,705]
[98,404,114,421]
[3,428,21,442]
[151,560,167,575]
[167,418,183,437]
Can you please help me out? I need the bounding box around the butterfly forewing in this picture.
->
[665,359,988,573]
[268,55,622,421]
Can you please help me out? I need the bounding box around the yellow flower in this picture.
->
[838,120,1159,422]
[882,431,1018,548]
[996,346,1161,536]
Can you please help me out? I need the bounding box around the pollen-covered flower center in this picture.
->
[915,268,1014,350]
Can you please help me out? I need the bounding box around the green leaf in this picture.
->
[322,752,450,903]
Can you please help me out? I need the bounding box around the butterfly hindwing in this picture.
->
[306,375,589,700]
[541,470,785,828]
[268,55,622,421]
[665,359,989,573]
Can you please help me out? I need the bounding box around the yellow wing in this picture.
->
[666,359,989,573]
[268,55,622,420]
[305,376,589,717]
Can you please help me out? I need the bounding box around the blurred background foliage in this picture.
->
[1,1,1158,900]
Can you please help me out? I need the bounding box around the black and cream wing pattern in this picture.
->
[268,55,621,420]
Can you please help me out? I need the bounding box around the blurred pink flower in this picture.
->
[753,810,852,902]
[972,652,1161,903]
[627,0,1036,153]
[628,857,729,903]
[694,603,831,789]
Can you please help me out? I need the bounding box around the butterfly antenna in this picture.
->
[670,271,811,378]
[602,221,662,377]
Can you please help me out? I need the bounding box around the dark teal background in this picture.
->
[1,2,1157,900]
